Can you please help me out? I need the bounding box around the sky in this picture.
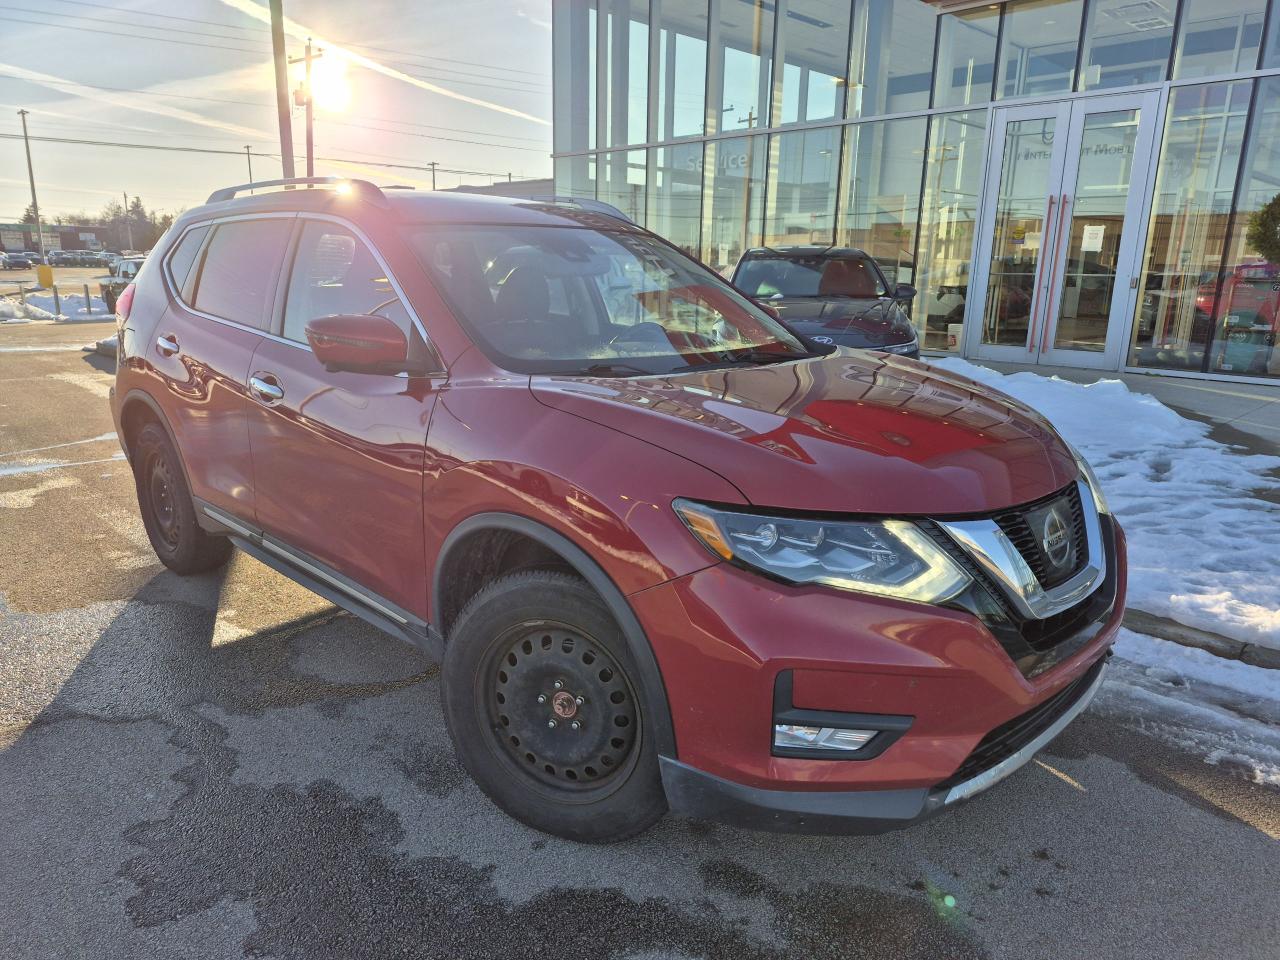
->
[0,0,553,223]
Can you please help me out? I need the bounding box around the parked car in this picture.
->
[731,246,921,358]
[2,252,32,270]
[98,257,146,312]
[112,179,1125,842]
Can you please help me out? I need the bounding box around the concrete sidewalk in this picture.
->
[967,360,1280,453]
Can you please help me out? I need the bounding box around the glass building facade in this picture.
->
[553,0,1280,381]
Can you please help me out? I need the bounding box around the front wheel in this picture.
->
[441,570,667,842]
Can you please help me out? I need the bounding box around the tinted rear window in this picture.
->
[191,219,293,329]
[735,256,886,299]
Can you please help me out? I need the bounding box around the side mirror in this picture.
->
[893,283,917,302]
[305,314,422,375]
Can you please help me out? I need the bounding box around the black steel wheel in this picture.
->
[132,421,232,575]
[487,623,638,790]
[442,570,667,842]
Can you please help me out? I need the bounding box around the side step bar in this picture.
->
[198,501,443,657]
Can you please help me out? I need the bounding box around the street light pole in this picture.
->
[17,109,44,262]
[269,0,295,179]
[122,191,133,251]
[289,39,322,179]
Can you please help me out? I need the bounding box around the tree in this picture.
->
[1246,193,1280,266]
[20,202,37,224]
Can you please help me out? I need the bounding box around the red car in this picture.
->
[111,178,1125,842]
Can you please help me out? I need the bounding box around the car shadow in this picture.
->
[0,561,1001,960]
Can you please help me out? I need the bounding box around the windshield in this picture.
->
[735,255,886,299]
[402,224,810,375]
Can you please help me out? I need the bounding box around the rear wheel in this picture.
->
[132,421,231,575]
[442,570,667,842]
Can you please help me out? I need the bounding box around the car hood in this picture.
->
[767,297,914,346]
[531,352,1076,515]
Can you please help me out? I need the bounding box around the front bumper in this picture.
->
[661,655,1108,833]
[629,516,1125,831]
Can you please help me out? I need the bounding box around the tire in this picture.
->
[131,421,232,575]
[442,570,667,842]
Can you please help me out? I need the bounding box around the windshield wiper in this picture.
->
[725,349,822,365]
[575,362,658,378]
[669,350,821,373]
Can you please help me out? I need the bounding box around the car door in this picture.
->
[245,216,441,621]
[149,215,294,522]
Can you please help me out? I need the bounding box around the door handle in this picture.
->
[1040,194,1073,353]
[249,374,285,404]
[155,334,179,357]
[1027,196,1057,354]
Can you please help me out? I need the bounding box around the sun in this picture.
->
[309,54,351,113]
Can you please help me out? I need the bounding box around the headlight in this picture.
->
[1066,442,1110,515]
[673,500,970,604]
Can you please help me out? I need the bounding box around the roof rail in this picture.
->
[527,195,635,225]
[207,177,387,206]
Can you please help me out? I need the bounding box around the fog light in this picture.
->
[773,724,876,752]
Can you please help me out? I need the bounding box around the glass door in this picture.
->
[969,92,1160,368]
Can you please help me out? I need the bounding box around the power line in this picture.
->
[1,14,263,54]
[2,9,550,93]
[0,75,549,143]
[0,132,527,179]
[42,0,548,77]
[2,8,550,92]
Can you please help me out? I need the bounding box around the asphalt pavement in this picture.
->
[2,319,1277,960]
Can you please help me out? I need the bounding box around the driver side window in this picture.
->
[283,220,410,344]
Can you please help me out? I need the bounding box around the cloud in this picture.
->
[0,61,274,140]
[212,0,549,126]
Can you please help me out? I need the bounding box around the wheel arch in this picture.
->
[433,512,677,759]
[118,389,193,492]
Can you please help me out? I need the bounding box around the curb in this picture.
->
[1124,609,1280,670]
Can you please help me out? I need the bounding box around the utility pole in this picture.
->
[17,110,44,262]
[244,146,254,186]
[269,0,295,179]
[428,161,438,190]
[122,191,133,251]
[289,39,322,179]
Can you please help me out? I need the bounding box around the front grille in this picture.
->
[922,503,1119,679]
[991,484,1087,589]
[935,655,1106,790]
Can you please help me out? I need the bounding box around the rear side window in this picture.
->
[281,220,410,343]
[166,225,208,297]
[190,218,293,329]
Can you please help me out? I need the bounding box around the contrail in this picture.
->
[212,0,549,126]
[0,62,273,140]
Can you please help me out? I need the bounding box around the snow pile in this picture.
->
[1104,631,1280,786]
[0,297,56,321]
[933,358,1280,651]
[20,290,110,318]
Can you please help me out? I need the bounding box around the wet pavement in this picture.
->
[2,320,1277,960]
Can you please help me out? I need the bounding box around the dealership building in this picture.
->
[551,0,1280,382]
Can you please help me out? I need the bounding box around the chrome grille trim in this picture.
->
[935,480,1106,620]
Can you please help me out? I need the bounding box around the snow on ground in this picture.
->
[1100,630,1280,786]
[0,297,55,321]
[935,358,1280,652]
[0,290,109,320]
[20,290,110,318]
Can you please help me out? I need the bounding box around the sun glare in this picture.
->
[309,54,351,112]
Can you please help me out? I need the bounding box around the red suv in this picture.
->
[111,179,1125,842]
